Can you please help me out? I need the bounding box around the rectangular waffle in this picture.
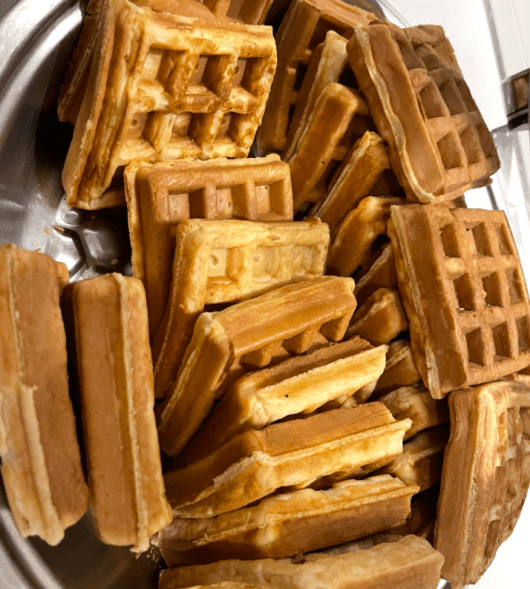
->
[346,287,408,346]
[158,534,444,589]
[434,380,530,588]
[152,218,329,398]
[0,245,88,546]
[327,196,406,277]
[256,0,375,154]
[372,339,422,398]
[347,22,500,203]
[163,404,412,518]
[156,475,417,564]
[179,337,386,464]
[201,0,274,23]
[354,243,397,306]
[125,154,293,336]
[389,204,530,397]
[64,274,171,551]
[390,485,439,541]
[379,385,449,440]
[63,0,277,209]
[157,276,357,456]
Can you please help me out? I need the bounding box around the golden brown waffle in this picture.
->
[376,426,449,493]
[379,385,450,440]
[200,0,274,22]
[156,475,417,564]
[63,0,277,209]
[64,274,171,551]
[435,380,530,588]
[327,196,406,277]
[164,404,412,517]
[0,245,88,546]
[152,218,329,398]
[347,22,500,204]
[157,276,357,456]
[125,155,293,336]
[372,339,422,398]
[256,0,375,154]
[346,287,408,346]
[390,485,439,542]
[389,204,530,398]
[179,337,386,464]
[158,534,444,589]
[354,243,397,306]
[287,83,373,212]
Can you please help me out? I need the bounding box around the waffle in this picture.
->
[346,287,408,346]
[347,22,500,204]
[63,0,277,209]
[435,380,530,588]
[256,0,375,154]
[377,426,449,493]
[64,274,171,551]
[201,0,274,23]
[390,485,439,541]
[287,83,373,212]
[152,218,329,398]
[164,404,411,518]
[125,155,293,335]
[379,385,450,440]
[354,243,397,306]
[327,196,406,277]
[158,534,444,589]
[156,475,417,564]
[157,276,357,456]
[179,337,386,464]
[0,245,88,546]
[372,339,422,398]
[389,204,530,398]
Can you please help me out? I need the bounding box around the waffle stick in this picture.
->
[435,380,530,588]
[179,337,386,465]
[125,155,293,337]
[390,485,440,542]
[0,245,88,546]
[152,218,329,398]
[63,0,277,209]
[346,287,408,346]
[63,274,171,551]
[372,339,422,399]
[354,243,398,306]
[158,534,444,589]
[389,204,530,398]
[156,475,417,565]
[202,0,274,23]
[378,385,449,440]
[347,22,499,204]
[164,404,412,518]
[256,0,375,154]
[327,196,406,277]
[157,276,357,456]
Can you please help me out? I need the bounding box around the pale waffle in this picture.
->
[179,337,386,464]
[389,204,530,398]
[354,243,398,306]
[156,475,417,564]
[0,245,88,546]
[287,83,374,212]
[379,385,450,440]
[435,380,530,588]
[125,155,293,336]
[372,339,422,399]
[64,274,171,551]
[163,404,412,518]
[157,276,357,456]
[346,287,408,346]
[376,426,449,493]
[152,218,329,399]
[63,0,277,209]
[309,131,391,234]
[347,22,500,204]
[158,535,444,589]
[327,196,406,277]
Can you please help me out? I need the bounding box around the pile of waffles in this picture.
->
[1,1,530,588]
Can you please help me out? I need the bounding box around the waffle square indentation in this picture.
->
[454,273,475,311]
[466,328,486,365]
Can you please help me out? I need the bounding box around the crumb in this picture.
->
[44,227,50,234]
[35,248,41,252]
[111,258,119,266]
[54,225,65,233]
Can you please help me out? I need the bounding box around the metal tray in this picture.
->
[0,1,527,587]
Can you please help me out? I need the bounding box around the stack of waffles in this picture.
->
[0,1,528,589]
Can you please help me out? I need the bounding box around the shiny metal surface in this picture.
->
[0,0,524,587]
